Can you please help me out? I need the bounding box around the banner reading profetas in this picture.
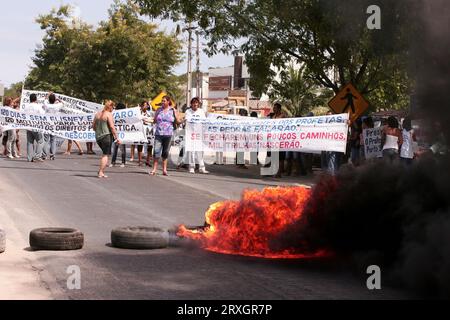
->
[186,113,349,153]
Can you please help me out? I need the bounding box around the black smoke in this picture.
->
[272,0,450,298]
[274,157,450,298]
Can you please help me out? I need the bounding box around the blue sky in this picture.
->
[0,0,234,87]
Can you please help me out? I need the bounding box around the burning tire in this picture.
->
[111,227,169,249]
[168,225,206,248]
[0,229,5,253]
[29,228,84,251]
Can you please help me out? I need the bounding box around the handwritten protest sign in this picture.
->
[363,127,383,159]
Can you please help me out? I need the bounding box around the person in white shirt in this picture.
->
[400,116,416,165]
[23,93,45,162]
[3,97,19,159]
[42,93,63,160]
[184,97,209,174]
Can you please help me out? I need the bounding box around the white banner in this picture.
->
[207,113,256,121]
[186,114,349,153]
[363,127,383,159]
[0,107,146,143]
[20,90,103,114]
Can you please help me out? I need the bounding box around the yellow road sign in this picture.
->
[150,92,167,111]
[328,83,369,122]
[150,92,177,111]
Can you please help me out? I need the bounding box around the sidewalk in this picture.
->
[0,211,53,299]
[0,172,53,300]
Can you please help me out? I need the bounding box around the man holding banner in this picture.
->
[23,94,45,162]
[42,93,62,160]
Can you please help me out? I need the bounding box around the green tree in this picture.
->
[4,82,23,98]
[268,64,333,117]
[135,0,417,111]
[26,0,183,106]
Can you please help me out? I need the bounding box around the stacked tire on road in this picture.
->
[29,228,84,251]
[0,229,5,253]
[111,227,169,249]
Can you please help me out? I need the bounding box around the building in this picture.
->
[204,56,272,116]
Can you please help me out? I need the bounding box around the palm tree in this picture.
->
[269,64,332,117]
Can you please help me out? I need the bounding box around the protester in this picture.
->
[10,98,22,157]
[134,101,149,167]
[65,140,84,155]
[236,109,249,170]
[382,116,403,162]
[271,103,286,178]
[359,116,374,161]
[1,123,7,157]
[43,93,63,160]
[86,142,96,155]
[321,111,343,175]
[350,118,362,166]
[302,112,315,175]
[150,95,181,176]
[110,102,127,168]
[400,116,416,165]
[142,101,155,167]
[3,97,19,159]
[22,94,45,162]
[93,100,121,178]
[185,97,209,174]
[250,111,259,166]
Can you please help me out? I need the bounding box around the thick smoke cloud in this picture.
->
[409,0,450,141]
[274,157,450,297]
[273,0,450,298]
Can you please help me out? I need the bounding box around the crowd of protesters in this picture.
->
[1,93,446,179]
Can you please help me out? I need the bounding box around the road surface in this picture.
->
[0,142,411,299]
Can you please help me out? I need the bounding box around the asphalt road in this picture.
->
[0,141,411,299]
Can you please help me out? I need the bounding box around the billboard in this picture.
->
[209,76,232,91]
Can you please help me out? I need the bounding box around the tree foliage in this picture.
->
[4,82,23,98]
[268,64,333,117]
[135,0,418,111]
[26,0,183,106]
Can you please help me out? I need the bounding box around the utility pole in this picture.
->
[184,23,196,109]
[196,31,201,102]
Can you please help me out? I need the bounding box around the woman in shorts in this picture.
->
[93,100,121,178]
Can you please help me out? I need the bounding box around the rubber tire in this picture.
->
[29,228,84,251]
[111,227,169,249]
[0,229,5,253]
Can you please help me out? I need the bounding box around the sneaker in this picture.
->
[109,163,115,168]
[50,155,55,160]
[34,158,44,162]
[189,168,195,174]
[15,155,21,159]
[120,164,125,168]
[200,168,210,174]
[7,155,14,159]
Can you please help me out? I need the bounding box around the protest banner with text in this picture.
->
[20,90,103,114]
[186,114,349,153]
[0,107,146,143]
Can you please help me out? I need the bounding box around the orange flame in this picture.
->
[178,186,329,259]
